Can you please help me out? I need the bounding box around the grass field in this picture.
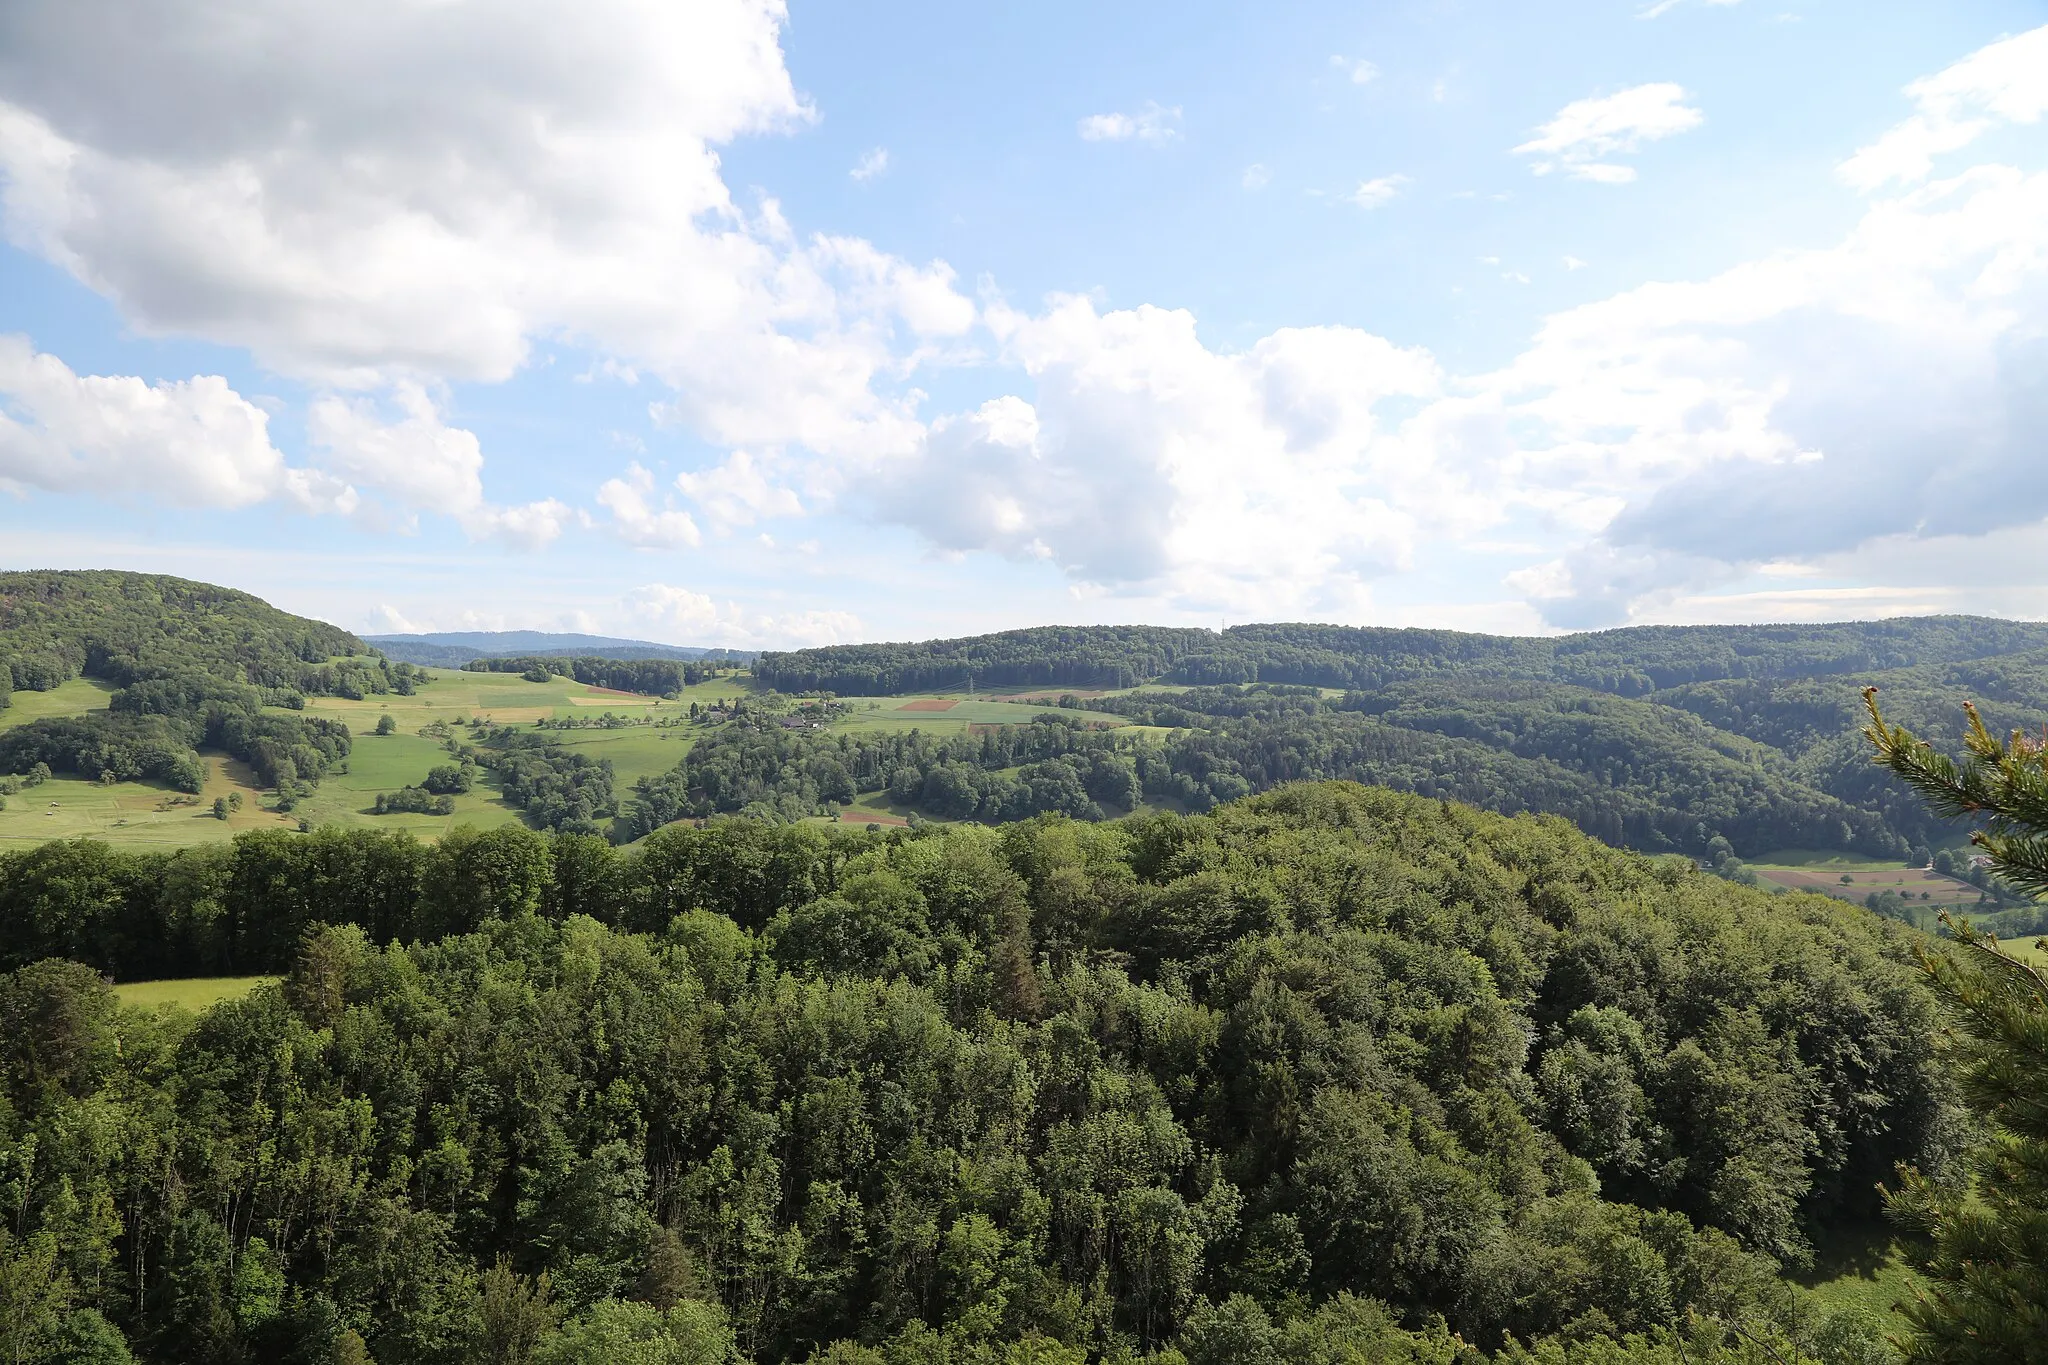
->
[0,748,285,846]
[2002,934,2048,970]
[0,676,115,729]
[547,727,696,788]
[0,669,1158,848]
[0,666,728,846]
[288,729,527,837]
[114,976,278,1011]
[1798,1223,1923,1320]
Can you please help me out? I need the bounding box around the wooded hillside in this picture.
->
[0,784,1946,1362]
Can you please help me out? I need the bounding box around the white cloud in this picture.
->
[596,463,701,548]
[1839,24,2048,190]
[673,449,802,533]
[0,335,355,512]
[1514,83,1703,182]
[851,147,890,181]
[1348,174,1409,208]
[308,383,569,548]
[1479,157,2048,625]
[1241,163,1271,191]
[0,0,969,462]
[872,39,2048,629]
[872,299,1449,614]
[1330,56,1378,85]
[1078,102,1181,144]
[624,583,862,648]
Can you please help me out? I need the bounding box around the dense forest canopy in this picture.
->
[0,785,1954,1362]
[0,569,364,693]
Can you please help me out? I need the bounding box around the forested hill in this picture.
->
[756,617,2048,695]
[0,786,1955,1361]
[0,569,363,696]
[0,571,393,804]
[718,616,2048,863]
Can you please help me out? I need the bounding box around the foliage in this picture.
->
[0,569,363,696]
[375,786,458,816]
[0,573,375,799]
[757,618,2048,698]
[0,713,207,792]
[463,655,733,696]
[1863,691,2048,1360]
[0,784,1957,1361]
[617,714,1130,838]
[477,730,618,834]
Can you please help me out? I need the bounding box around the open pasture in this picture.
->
[544,726,695,788]
[2001,934,2048,971]
[0,748,281,846]
[0,676,116,729]
[294,666,670,731]
[289,729,526,836]
[115,976,278,1012]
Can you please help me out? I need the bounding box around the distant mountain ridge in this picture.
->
[367,630,756,667]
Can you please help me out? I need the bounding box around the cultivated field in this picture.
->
[1750,851,1986,909]
[836,695,1131,731]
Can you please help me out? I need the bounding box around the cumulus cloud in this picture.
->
[308,383,570,548]
[850,147,890,181]
[1838,25,2048,190]
[623,582,862,648]
[596,463,701,549]
[0,0,968,460]
[1514,83,1703,182]
[1241,164,1271,191]
[1486,156,2048,624]
[674,450,802,533]
[871,299,1449,614]
[1348,175,1409,208]
[861,25,2048,627]
[1078,102,1181,144]
[0,335,354,512]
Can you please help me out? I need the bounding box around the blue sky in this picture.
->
[2,0,2046,646]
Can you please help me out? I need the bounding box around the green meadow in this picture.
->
[114,976,279,1012]
[0,675,115,729]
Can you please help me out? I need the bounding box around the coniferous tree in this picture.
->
[1864,688,2048,1360]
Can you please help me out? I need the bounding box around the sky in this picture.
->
[2,1,2047,649]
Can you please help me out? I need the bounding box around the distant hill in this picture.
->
[754,617,2048,695]
[366,630,756,667]
[720,615,2048,866]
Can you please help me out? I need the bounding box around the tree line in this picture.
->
[755,616,2048,698]
[0,784,1951,1362]
[461,655,736,695]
